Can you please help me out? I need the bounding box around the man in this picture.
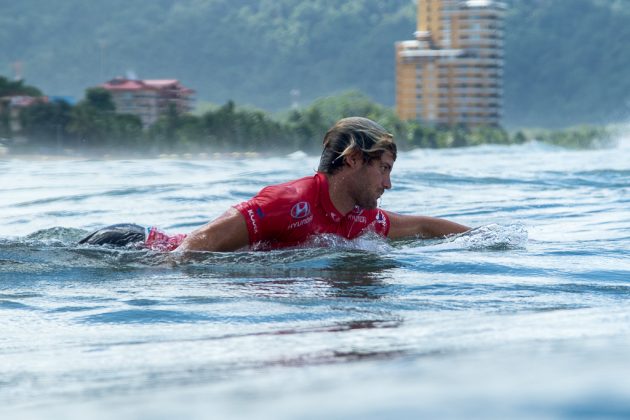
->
[80,117,469,251]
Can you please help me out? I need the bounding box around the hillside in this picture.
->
[504,0,630,127]
[1,0,629,128]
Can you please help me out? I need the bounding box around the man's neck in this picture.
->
[325,172,356,216]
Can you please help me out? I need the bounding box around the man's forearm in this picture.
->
[419,216,469,238]
[386,212,470,239]
[175,209,250,252]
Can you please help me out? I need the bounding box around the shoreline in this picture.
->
[0,150,269,161]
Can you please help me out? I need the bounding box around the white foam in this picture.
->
[298,232,393,254]
[287,150,308,160]
[401,223,528,253]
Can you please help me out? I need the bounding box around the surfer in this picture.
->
[80,117,469,251]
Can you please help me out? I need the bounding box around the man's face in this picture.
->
[353,151,394,209]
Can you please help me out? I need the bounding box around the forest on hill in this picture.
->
[1,0,629,128]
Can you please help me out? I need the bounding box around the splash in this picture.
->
[400,223,528,253]
[24,226,88,245]
[452,223,528,250]
[2,224,524,275]
[301,232,394,254]
[612,124,630,150]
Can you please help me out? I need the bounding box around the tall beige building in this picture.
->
[396,0,505,127]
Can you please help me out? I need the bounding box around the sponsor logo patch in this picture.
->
[348,214,367,224]
[290,201,311,219]
[288,214,314,230]
[247,209,259,234]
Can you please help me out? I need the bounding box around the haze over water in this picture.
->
[1,138,629,419]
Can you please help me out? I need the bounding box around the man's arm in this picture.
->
[175,208,250,252]
[385,211,470,239]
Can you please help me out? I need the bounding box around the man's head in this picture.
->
[318,117,397,175]
[318,117,397,209]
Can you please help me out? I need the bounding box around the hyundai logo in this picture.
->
[290,201,311,219]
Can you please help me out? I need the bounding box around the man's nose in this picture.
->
[383,174,392,190]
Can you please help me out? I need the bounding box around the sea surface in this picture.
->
[1,139,629,419]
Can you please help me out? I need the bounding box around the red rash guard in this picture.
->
[145,226,187,251]
[234,172,390,249]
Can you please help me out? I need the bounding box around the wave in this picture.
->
[0,224,528,277]
[395,223,528,253]
[406,141,570,157]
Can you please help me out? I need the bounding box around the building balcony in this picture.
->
[399,48,465,59]
[463,0,508,10]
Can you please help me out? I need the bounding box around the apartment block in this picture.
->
[396,0,505,127]
[101,78,195,128]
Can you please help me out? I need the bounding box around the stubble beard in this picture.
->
[355,187,381,210]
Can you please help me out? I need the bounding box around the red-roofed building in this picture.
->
[101,77,195,127]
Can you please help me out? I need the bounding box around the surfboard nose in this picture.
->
[78,223,146,247]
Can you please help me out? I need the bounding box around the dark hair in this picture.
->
[318,117,397,174]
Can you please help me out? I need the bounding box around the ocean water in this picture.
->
[1,139,629,419]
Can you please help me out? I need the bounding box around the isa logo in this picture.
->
[290,201,311,219]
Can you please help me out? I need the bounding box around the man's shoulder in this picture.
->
[257,174,318,204]
[268,173,317,191]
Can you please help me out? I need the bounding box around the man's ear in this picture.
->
[345,150,364,168]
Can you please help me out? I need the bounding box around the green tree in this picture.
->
[85,87,116,112]
[67,88,142,150]
[67,102,106,147]
[0,75,44,138]
[197,101,293,152]
[19,100,72,148]
[109,113,143,149]
[535,125,613,149]
[148,104,205,152]
[287,107,327,151]
[512,131,527,144]
[0,76,42,97]
[408,122,438,149]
